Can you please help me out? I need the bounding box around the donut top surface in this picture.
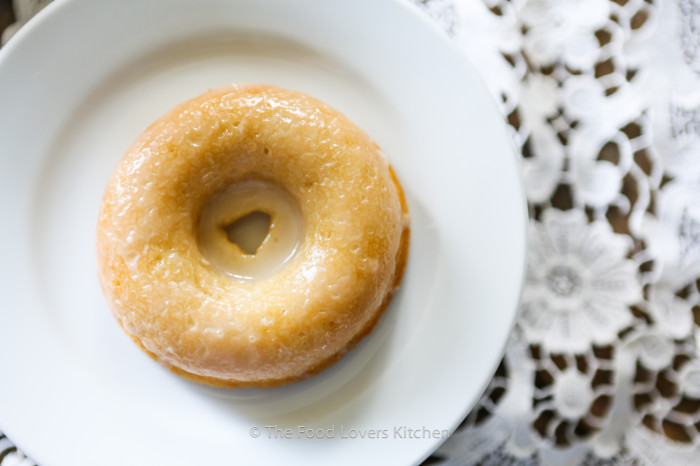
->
[97,84,410,387]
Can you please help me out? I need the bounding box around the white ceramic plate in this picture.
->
[0,0,526,464]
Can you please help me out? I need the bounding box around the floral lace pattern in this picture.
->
[522,209,640,353]
[2,0,700,465]
[412,0,700,464]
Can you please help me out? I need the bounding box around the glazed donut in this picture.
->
[96,84,410,388]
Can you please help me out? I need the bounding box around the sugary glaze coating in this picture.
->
[96,84,410,388]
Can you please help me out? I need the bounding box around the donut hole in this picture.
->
[224,211,271,255]
[198,182,303,280]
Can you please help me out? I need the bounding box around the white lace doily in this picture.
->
[2,0,700,465]
[414,0,700,464]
